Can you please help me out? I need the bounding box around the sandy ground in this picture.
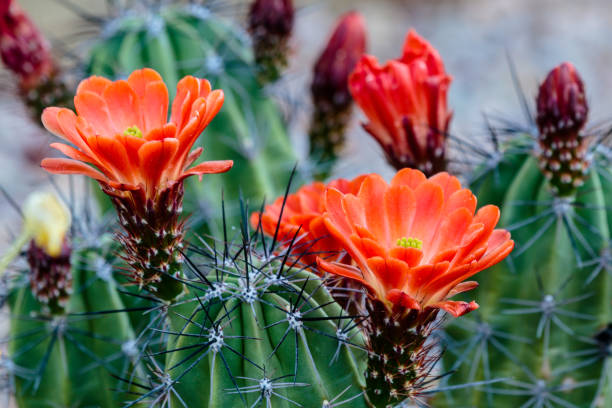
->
[1,0,612,405]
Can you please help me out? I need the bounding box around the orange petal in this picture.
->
[426,207,473,262]
[387,289,420,310]
[145,123,177,141]
[316,258,369,286]
[183,147,203,168]
[180,160,234,181]
[170,76,200,129]
[429,172,462,201]
[391,168,426,190]
[76,76,111,96]
[342,194,366,230]
[389,246,423,267]
[126,68,163,95]
[444,188,477,215]
[366,257,409,292]
[384,185,416,243]
[138,139,179,194]
[324,188,354,237]
[49,142,95,164]
[352,236,386,258]
[88,135,135,184]
[74,91,115,136]
[446,281,479,297]
[429,300,478,317]
[410,180,444,243]
[358,175,390,244]
[41,158,108,182]
[126,68,168,130]
[103,80,142,132]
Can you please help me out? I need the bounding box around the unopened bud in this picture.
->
[248,0,294,83]
[309,11,367,179]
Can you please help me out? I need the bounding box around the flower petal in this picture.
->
[41,158,108,182]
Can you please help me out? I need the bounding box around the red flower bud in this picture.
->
[308,11,367,179]
[536,62,588,137]
[535,63,590,196]
[0,0,54,86]
[349,29,452,176]
[311,11,367,114]
[248,0,294,82]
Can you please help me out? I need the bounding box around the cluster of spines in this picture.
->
[111,198,368,408]
[102,182,185,300]
[363,300,439,407]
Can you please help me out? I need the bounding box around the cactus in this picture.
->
[85,4,299,235]
[154,206,368,408]
[438,63,612,407]
[2,188,138,407]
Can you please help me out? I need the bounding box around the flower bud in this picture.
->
[248,0,294,83]
[0,0,71,122]
[0,0,53,86]
[349,29,452,176]
[309,11,367,178]
[22,192,72,314]
[23,192,70,258]
[536,63,589,196]
[537,62,588,137]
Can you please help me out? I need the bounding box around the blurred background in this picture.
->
[2,0,612,246]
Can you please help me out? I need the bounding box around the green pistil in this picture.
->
[396,237,423,249]
[124,125,143,138]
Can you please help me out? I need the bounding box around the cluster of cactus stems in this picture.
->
[2,1,612,408]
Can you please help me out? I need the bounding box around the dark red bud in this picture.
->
[311,11,367,112]
[536,62,588,137]
[248,0,294,38]
[0,0,54,85]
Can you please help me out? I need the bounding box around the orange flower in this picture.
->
[349,29,452,176]
[252,175,367,268]
[41,68,233,197]
[317,169,513,317]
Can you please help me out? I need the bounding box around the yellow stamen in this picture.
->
[124,125,143,138]
[396,237,422,249]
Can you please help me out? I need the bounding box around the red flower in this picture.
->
[252,175,367,268]
[349,30,452,176]
[317,169,513,317]
[41,68,233,198]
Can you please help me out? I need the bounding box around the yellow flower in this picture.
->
[23,192,71,257]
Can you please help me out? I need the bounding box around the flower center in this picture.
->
[396,236,422,249]
[124,125,143,138]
